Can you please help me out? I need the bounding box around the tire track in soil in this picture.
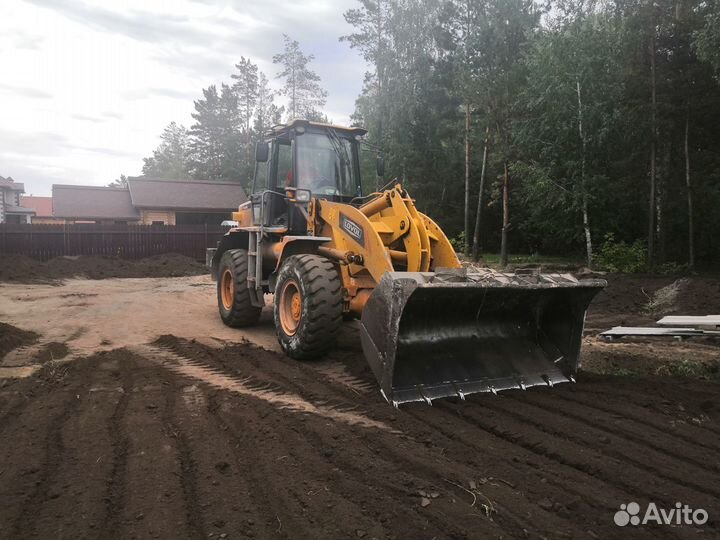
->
[405,407,624,506]
[155,337,389,419]
[167,381,293,540]
[292,408,550,540]
[153,337,718,539]
[204,392,285,540]
[403,405,675,540]
[210,386,503,540]
[489,397,720,514]
[169,347,420,539]
[8,369,85,538]
[141,343,395,433]
[451,399,720,513]
[575,379,720,420]
[113,355,194,540]
[508,392,720,497]
[0,388,35,438]
[552,389,720,453]
[206,395,321,540]
[162,372,207,540]
[101,355,134,538]
[517,390,720,472]
[194,348,600,540]
[20,356,125,538]
[575,386,720,440]
[162,340,510,538]
[569,385,720,442]
[157,340,549,537]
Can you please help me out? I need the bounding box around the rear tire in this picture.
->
[217,249,262,327]
[274,255,342,359]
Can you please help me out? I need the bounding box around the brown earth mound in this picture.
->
[0,322,39,358]
[0,253,208,283]
[586,273,720,329]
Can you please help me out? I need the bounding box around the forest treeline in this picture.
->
[135,0,720,270]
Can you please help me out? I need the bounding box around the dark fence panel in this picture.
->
[0,224,225,261]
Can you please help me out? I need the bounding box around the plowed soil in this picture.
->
[0,273,718,539]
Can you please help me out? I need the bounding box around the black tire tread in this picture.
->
[218,249,261,328]
[274,254,342,359]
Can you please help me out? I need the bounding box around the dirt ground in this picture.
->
[0,254,208,284]
[0,271,718,539]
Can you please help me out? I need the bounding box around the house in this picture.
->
[127,177,247,225]
[20,195,62,224]
[0,176,35,223]
[53,185,141,224]
[51,178,247,225]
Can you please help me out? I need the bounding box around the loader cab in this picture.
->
[252,120,367,214]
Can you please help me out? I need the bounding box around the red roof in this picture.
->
[21,195,53,217]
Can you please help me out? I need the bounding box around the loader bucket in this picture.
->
[360,270,606,406]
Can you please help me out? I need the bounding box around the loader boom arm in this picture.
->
[316,184,461,286]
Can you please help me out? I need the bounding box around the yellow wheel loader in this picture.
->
[209,120,606,406]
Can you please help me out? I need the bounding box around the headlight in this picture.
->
[295,190,311,202]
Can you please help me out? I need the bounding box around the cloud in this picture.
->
[0,28,44,50]
[0,129,137,159]
[72,113,106,123]
[121,87,200,102]
[24,0,216,45]
[0,83,52,99]
[102,111,124,120]
[5,0,369,195]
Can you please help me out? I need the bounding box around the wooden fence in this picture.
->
[0,223,225,261]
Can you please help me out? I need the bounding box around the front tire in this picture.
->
[217,249,262,327]
[274,255,342,359]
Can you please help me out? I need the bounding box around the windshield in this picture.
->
[295,132,360,197]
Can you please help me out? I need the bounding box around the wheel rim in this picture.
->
[220,268,234,310]
[279,279,302,336]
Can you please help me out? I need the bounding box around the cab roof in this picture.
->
[267,119,368,138]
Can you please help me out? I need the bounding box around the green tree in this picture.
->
[231,57,259,183]
[142,122,191,179]
[513,13,628,267]
[273,34,328,120]
[231,56,259,136]
[253,72,284,137]
[189,84,242,182]
[342,0,392,188]
[694,0,720,76]
[107,173,128,188]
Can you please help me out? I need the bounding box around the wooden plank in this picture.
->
[600,326,720,339]
[601,326,706,336]
[657,315,720,328]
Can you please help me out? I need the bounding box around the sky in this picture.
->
[0,0,367,196]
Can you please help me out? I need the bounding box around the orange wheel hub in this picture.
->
[279,279,302,336]
[221,268,234,310]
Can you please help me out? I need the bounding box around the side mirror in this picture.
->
[255,141,269,163]
[376,155,385,177]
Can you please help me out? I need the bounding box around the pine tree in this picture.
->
[253,72,284,140]
[189,84,242,181]
[272,34,328,120]
[231,56,259,137]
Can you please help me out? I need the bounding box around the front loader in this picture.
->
[210,119,606,406]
